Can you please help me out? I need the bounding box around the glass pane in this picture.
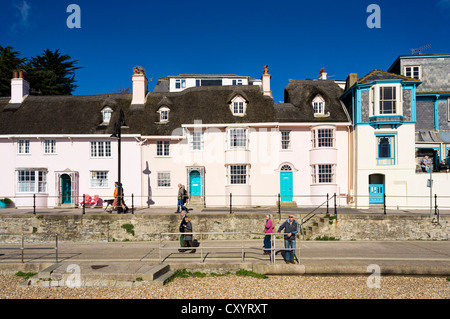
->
[378,137,391,158]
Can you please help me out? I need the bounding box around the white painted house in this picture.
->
[341,53,450,209]
[140,68,351,208]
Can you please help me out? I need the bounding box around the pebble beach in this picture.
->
[1,274,448,299]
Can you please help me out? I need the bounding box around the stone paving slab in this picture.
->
[1,240,449,277]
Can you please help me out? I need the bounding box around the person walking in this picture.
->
[176,183,188,213]
[112,182,125,214]
[178,211,187,252]
[277,214,299,264]
[183,216,196,253]
[263,214,273,255]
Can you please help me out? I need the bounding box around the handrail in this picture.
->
[301,193,336,226]
[158,231,300,265]
[0,232,59,263]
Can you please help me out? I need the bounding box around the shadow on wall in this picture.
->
[143,161,154,207]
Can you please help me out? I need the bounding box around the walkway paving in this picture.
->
[0,205,449,216]
[1,239,449,276]
[0,206,448,281]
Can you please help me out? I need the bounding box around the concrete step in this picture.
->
[141,264,170,281]
[152,270,174,286]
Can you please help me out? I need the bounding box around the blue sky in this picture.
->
[1,0,450,102]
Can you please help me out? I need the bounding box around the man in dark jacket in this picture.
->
[277,215,299,264]
[176,184,188,213]
[178,211,187,252]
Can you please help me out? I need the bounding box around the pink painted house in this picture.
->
[0,71,143,208]
[0,67,350,209]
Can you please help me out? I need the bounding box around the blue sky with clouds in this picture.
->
[1,0,449,102]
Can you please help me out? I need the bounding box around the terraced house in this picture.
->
[341,53,450,209]
[0,66,351,209]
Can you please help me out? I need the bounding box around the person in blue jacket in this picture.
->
[277,214,299,264]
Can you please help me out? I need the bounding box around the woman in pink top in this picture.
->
[264,214,273,255]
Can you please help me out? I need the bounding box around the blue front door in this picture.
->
[189,171,201,196]
[280,171,293,201]
[61,174,71,204]
[369,184,384,203]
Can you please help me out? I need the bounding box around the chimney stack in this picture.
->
[131,66,148,105]
[10,69,30,104]
[319,68,327,80]
[261,65,272,97]
[345,73,358,91]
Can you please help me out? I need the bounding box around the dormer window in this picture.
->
[230,95,247,116]
[403,66,421,80]
[101,107,113,124]
[312,95,325,115]
[158,106,170,123]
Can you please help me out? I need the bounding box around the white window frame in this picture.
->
[232,79,243,85]
[90,171,109,188]
[156,140,170,157]
[158,106,170,122]
[403,65,422,80]
[281,131,291,150]
[311,128,335,148]
[311,164,335,184]
[189,132,204,151]
[228,128,248,149]
[18,139,30,154]
[101,107,113,124]
[447,98,450,122]
[43,139,56,154]
[16,169,47,193]
[312,95,325,115]
[157,172,171,188]
[230,95,247,116]
[369,83,403,117]
[90,141,112,158]
[228,165,249,185]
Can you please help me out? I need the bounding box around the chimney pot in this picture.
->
[10,71,30,104]
[261,65,272,98]
[131,66,148,105]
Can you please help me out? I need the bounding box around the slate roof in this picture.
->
[416,131,450,144]
[357,69,420,84]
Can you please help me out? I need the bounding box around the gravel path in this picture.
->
[0,274,448,299]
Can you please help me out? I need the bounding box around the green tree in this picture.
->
[0,45,26,97]
[25,49,81,95]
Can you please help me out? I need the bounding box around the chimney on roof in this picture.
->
[345,73,358,91]
[319,68,327,80]
[261,65,272,97]
[131,66,148,105]
[10,69,29,104]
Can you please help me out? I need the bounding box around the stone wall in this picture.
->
[308,214,449,241]
[0,213,448,243]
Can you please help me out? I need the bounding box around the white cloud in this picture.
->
[16,0,31,25]
[9,0,31,33]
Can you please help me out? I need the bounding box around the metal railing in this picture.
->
[2,192,450,216]
[0,232,59,263]
[158,231,300,265]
